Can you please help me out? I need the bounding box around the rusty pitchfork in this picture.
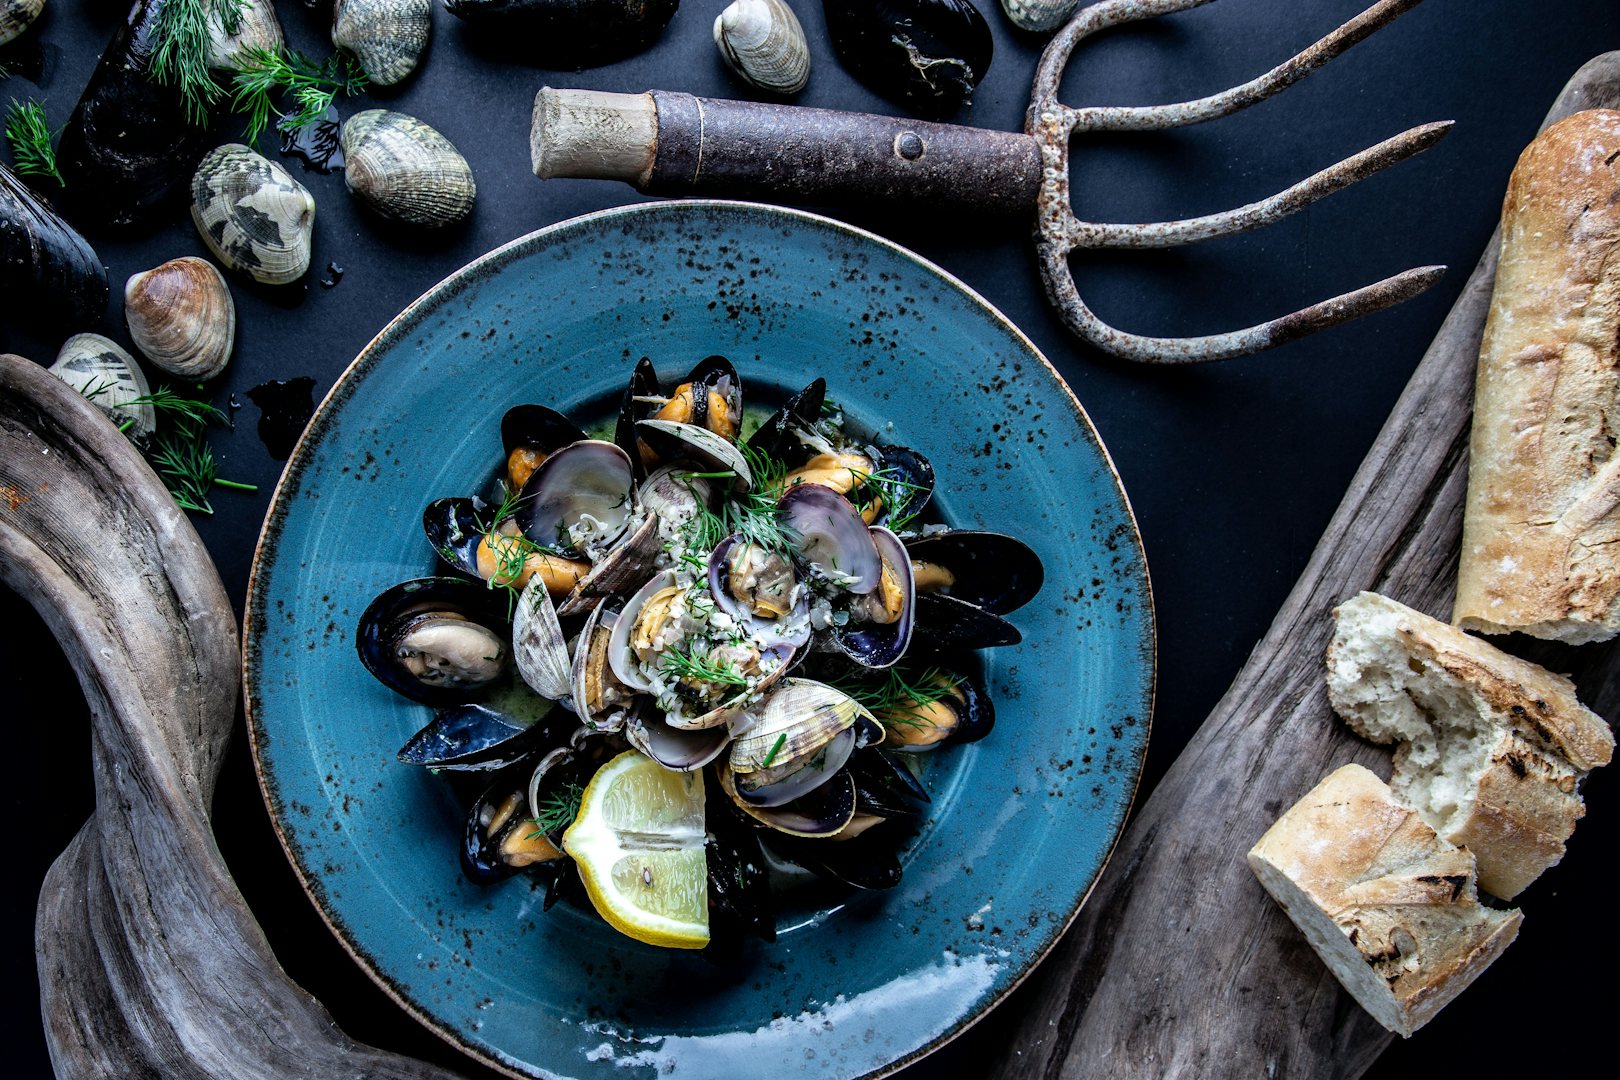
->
[530,0,1448,364]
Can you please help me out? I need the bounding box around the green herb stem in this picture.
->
[4,98,64,185]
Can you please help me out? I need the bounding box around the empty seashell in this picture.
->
[1000,0,1081,33]
[190,144,316,285]
[715,0,810,96]
[0,0,44,48]
[48,333,156,445]
[341,110,476,228]
[125,257,237,381]
[206,0,285,71]
[332,0,431,87]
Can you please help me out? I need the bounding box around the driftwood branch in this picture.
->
[987,52,1620,1080]
[1,356,460,1077]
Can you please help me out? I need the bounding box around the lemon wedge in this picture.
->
[562,749,710,949]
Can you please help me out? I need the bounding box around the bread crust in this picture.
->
[1247,765,1522,1038]
[1455,109,1620,643]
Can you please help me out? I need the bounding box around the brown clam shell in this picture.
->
[124,257,237,381]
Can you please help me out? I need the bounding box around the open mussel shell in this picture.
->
[905,529,1043,615]
[834,526,915,668]
[876,668,994,750]
[746,377,825,459]
[341,110,476,229]
[623,356,745,468]
[206,0,286,70]
[869,444,935,530]
[624,696,731,772]
[124,257,236,381]
[715,0,810,96]
[822,0,993,119]
[0,0,44,47]
[912,591,1021,648]
[191,144,315,285]
[615,356,661,471]
[423,495,493,576]
[501,403,589,491]
[763,821,906,889]
[332,0,430,87]
[1,163,109,332]
[399,698,568,771]
[462,755,573,884]
[848,749,930,815]
[47,334,156,444]
[706,799,777,942]
[356,576,513,705]
[514,439,635,556]
[636,419,752,491]
[443,0,680,66]
[1000,0,1081,33]
[778,483,881,593]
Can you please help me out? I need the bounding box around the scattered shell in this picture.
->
[341,110,476,228]
[190,144,315,285]
[124,257,237,381]
[1,162,109,333]
[715,0,810,96]
[206,0,286,71]
[999,0,1080,33]
[822,0,993,119]
[48,333,156,445]
[332,0,431,87]
[0,0,44,48]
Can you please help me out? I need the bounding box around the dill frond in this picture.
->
[4,98,63,185]
[526,780,584,839]
[229,46,367,146]
[150,0,246,126]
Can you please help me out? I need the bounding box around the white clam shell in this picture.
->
[190,144,315,286]
[332,0,431,87]
[205,0,285,71]
[0,0,44,48]
[124,257,237,381]
[1000,0,1082,33]
[714,0,810,96]
[341,110,476,228]
[48,333,156,444]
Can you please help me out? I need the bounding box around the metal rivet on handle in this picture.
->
[895,131,925,160]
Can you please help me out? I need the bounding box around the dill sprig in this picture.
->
[4,98,63,185]
[662,644,749,688]
[850,465,931,534]
[123,387,229,428]
[832,666,962,729]
[230,46,367,146]
[80,380,256,514]
[682,442,801,555]
[150,0,245,126]
[526,779,583,839]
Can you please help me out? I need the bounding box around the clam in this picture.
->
[190,144,315,285]
[124,257,236,381]
[570,599,632,732]
[47,334,155,445]
[1000,0,1081,33]
[0,0,43,47]
[777,483,882,593]
[822,0,993,119]
[834,525,915,668]
[1,163,109,333]
[206,0,286,71]
[715,0,811,96]
[511,575,572,701]
[332,0,431,87]
[728,678,875,806]
[624,696,732,772]
[341,110,476,228]
[512,439,635,557]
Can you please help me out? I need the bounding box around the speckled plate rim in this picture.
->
[242,199,1157,1080]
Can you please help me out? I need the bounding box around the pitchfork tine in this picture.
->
[1071,121,1452,250]
[1031,0,1445,362]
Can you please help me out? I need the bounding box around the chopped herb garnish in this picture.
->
[662,643,749,687]
[760,732,788,768]
[230,46,368,145]
[832,666,962,729]
[681,442,802,556]
[527,779,583,839]
[77,382,255,514]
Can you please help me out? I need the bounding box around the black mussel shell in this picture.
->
[764,825,906,891]
[399,699,576,771]
[905,530,1043,615]
[870,445,935,531]
[357,577,513,705]
[747,377,826,460]
[615,356,660,471]
[849,750,931,816]
[822,0,993,120]
[57,0,209,227]
[501,404,589,471]
[423,496,496,577]
[444,0,681,67]
[0,164,108,332]
[461,758,573,884]
[683,354,742,433]
[706,798,777,943]
[911,591,1022,648]
[543,860,585,910]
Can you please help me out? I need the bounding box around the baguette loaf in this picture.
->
[1454,109,1620,643]
[1247,764,1521,1038]
[1327,591,1612,898]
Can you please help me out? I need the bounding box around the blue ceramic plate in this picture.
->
[244,201,1154,1080]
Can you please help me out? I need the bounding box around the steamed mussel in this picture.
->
[356,359,1044,951]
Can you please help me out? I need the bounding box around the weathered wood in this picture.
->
[987,52,1620,1080]
[2,356,461,1078]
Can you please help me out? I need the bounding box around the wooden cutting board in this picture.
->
[987,51,1620,1080]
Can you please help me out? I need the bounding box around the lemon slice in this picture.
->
[562,749,709,949]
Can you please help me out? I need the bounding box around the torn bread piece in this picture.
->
[1248,764,1522,1038]
[1327,591,1613,898]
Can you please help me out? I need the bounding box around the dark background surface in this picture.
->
[4,0,1618,1076]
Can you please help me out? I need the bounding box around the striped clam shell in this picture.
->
[341,110,476,228]
[1000,0,1082,33]
[190,144,316,286]
[124,257,237,381]
[332,0,431,87]
[0,0,44,48]
[47,334,157,445]
[206,0,285,71]
[714,0,811,96]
